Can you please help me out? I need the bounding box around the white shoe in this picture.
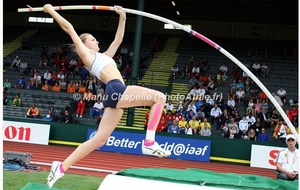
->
[76,114,78,117]
[142,142,171,157]
[47,161,64,188]
[79,115,82,118]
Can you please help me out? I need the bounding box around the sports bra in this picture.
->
[90,52,116,79]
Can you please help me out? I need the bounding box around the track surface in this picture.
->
[3,141,276,179]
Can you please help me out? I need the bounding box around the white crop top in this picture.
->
[90,52,116,79]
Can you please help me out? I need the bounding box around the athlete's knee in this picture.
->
[155,92,166,104]
[90,136,107,148]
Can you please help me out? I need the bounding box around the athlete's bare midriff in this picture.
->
[100,64,125,85]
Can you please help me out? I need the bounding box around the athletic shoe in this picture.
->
[47,161,64,188]
[142,142,171,158]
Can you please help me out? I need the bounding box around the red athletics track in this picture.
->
[3,141,276,179]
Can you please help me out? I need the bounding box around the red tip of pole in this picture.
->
[59,6,62,10]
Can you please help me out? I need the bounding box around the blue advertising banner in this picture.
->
[87,129,211,162]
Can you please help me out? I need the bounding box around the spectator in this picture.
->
[67,80,76,93]
[231,65,240,79]
[254,99,262,117]
[10,56,21,70]
[178,116,187,134]
[25,104,40,118]
[228,118,238,131]
[52,82,61,92]
[43,106,57,121]
[89,99,104,119]
[277,87,287,105]
[218,109,229,131]
[51,71,58,83]
[78,83,87,94]
[270,109,280,129]
[42,81,51,91]
[86,76,95,92]
[171,65,179,79]
[83,89,94,105]
[123,64,131,80]
[255,117,262,131]
[259,90,268,104]
[199,115,211,127]
[187,101,197,115]
[236,79,244,90]
[200,123,212,136]
[257,128,269,142]
[246,98,255,116]
[258,108,271,129]
[61,110,73,123]
[3,79,12,89]
[191,64,200,78]
[221,73,228,84]
[68,57,77,79]
[196,109,205,122]
[120,44,128,63]
[186,109,195,122]
[261,99,269,110]
[59,78,67,92]
[184,123,192,135]
[189,116,199,135]
[200,59,209,73]
[219,63,228,75]
[157,113,167,132]
[275,134,298,181]
[95,82,105,97]
[39,56,49,69]
[207,76,217,90]
[3,92,12,106]
[224,125,239,139]
[25,80,33,90]
[43,69,52,84]
[247,128,257,141]
[261,62,269,77]
[167,120,180,134]
[31,71,42,88]
[12,94,22,107]
[182,63,190,79]
[188,76,197,89]
[274,119,288,143]
[75,98,86,118]
[164,100,174,112]
[15,74,26,89]
[226,96,236,114]
[236,87,245,106]
[239,115,249,139]
[210,104,222,126]
[252,61,261,76]
[272,93,283,107]
[57,71,65,82]
[288,106,298,124]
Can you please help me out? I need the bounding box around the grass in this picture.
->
[3,170,103,190]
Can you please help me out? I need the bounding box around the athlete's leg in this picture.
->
[62,108,123,171]
[116,86,170,157]
[117,85,166,141]
[47,107,123,187]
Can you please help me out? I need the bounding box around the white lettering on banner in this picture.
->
[162,142,208,156]
[105,136,208,156]
[106,136,141,149]
[3,121,50,145]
